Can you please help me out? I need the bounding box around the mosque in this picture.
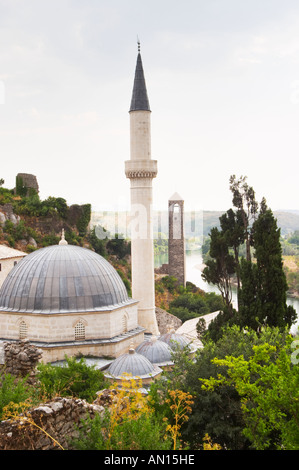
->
[0,44,196,381]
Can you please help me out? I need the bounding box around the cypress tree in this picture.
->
[244,199,296,329]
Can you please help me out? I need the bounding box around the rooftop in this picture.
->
[0,244,134,314]
[0,245,27,260]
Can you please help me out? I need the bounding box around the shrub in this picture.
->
[0,372,33,421]
[36,356,109,402]
[71,376,172,450]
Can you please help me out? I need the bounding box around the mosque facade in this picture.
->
[0,238,144,363]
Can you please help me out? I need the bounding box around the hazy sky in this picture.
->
[1,0,299,213]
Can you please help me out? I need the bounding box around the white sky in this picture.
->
[1,0,299,213]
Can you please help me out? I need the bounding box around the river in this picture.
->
[155,250,299,334]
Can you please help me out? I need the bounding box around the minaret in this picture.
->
[125,43,159,335]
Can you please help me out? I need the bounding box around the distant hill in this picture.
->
[201,210,299,237]
[274,211,299,235]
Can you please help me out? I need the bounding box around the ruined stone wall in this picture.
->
[0,340,104,450]
[0,397,103,450]
[16,173,39,194]
[3,340,43,385]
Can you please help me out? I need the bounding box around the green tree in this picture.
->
[201,336,299,449]
[202,227,235,314]
[106,234,131,259]
[182,325,290,450]
[76,204,91,237]
[242,199,297,329]
[203,177,296,337]
[88,227,107,257]
[219,208,245,296]
[229,175,258,262]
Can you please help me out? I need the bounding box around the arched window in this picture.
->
[122,313,128,333]
[19,321,28,339]
[75,321,85,340]
[173,204,182,240]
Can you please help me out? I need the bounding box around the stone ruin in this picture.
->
[0,340,104,450]
[2,340,43,386]
[15,173,39,195]
[0,396,103,450]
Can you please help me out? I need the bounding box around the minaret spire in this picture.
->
[129,41,150,113]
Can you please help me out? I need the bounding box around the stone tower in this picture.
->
[125,44,159,335]
[168,193,186,286]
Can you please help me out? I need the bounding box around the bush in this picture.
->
[0,372,33,421]
[168,291,224,324]
[161,276,180,293]
[88,227,107,257]
[36,356,109,402]
[71,376,172,450]
[170,306,199,323]
[106,234,131,259]
[71,411,171,450]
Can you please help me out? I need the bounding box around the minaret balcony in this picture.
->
[125,160,157,179]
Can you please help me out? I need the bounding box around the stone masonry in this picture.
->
[0,397,103,450]
[0,339,104,450]
[15,173,39,194]
[2,340,43,385]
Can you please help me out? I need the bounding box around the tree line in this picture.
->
[202,175,297,340]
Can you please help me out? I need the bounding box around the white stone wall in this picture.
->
[130,111,151,160]
[0,256,24,288]
[40,331,145,363]
[0,303,138,342]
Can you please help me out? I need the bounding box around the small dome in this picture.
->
[107,347,161,379]
[136,336,173,365]
[0,244,132,313]
[158,331,190,350]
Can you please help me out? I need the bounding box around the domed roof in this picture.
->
[158,331,191,351]
[106,346,161,379]
[136,336,173,366]
[0,243,133,314]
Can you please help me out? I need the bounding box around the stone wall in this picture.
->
[0,397,103,450]
[155,263,169,275]
[3,340,43,385]
[0,339,104,450]
[15,173,39,194]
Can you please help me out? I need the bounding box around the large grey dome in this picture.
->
[0,244,132,314]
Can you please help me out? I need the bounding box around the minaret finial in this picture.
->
[137,36,140,53]
[59,228,68,246]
